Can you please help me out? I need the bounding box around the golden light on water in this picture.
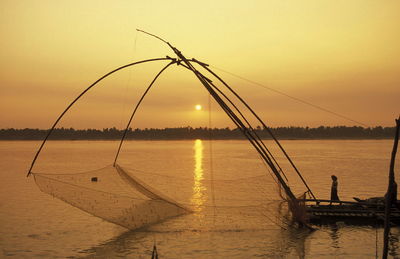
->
[191,139,206,212]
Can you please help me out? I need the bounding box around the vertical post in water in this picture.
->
[383,116,400,259]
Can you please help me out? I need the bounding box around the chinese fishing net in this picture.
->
[29,53,309,232]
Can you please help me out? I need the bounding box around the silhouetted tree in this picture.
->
[0,126,395,140]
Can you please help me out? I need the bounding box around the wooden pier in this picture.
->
[302,199,400,225]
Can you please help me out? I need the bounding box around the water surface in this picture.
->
[1,140,399,258]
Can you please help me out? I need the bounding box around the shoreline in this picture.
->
[0,137,393,141]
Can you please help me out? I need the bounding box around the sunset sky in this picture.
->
[1,1,399,129]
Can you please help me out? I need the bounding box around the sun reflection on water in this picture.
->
[191,139,206,212]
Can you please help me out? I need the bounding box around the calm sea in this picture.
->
[1,140,399,258]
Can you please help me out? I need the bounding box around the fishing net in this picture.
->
[32,159,292,231]
[28,50,310,231]
[32,165,189,230]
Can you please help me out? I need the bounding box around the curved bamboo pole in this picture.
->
[113,60,177,165]
[27,57,174,177]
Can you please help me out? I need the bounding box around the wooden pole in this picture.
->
[383,116,400,259]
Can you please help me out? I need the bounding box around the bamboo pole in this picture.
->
[113,61,176,165]
[383,116,400,259]
[27,57,174,177]
[193,59,317,201]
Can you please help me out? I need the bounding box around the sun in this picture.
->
[195,104,202,111]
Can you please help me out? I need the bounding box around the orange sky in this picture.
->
[1,1,399,129]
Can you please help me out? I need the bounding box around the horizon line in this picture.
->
[0,125,395,131]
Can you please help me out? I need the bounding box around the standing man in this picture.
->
[330,175,340,205]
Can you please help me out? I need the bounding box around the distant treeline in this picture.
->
[0,126,396,140]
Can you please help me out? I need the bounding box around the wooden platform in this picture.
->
[303,199,400,225]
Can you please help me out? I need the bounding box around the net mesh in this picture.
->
[32,163,291,231]
[33,165,189,230]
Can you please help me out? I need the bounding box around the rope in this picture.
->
[191,61,317,201]
[210,65,369,127]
